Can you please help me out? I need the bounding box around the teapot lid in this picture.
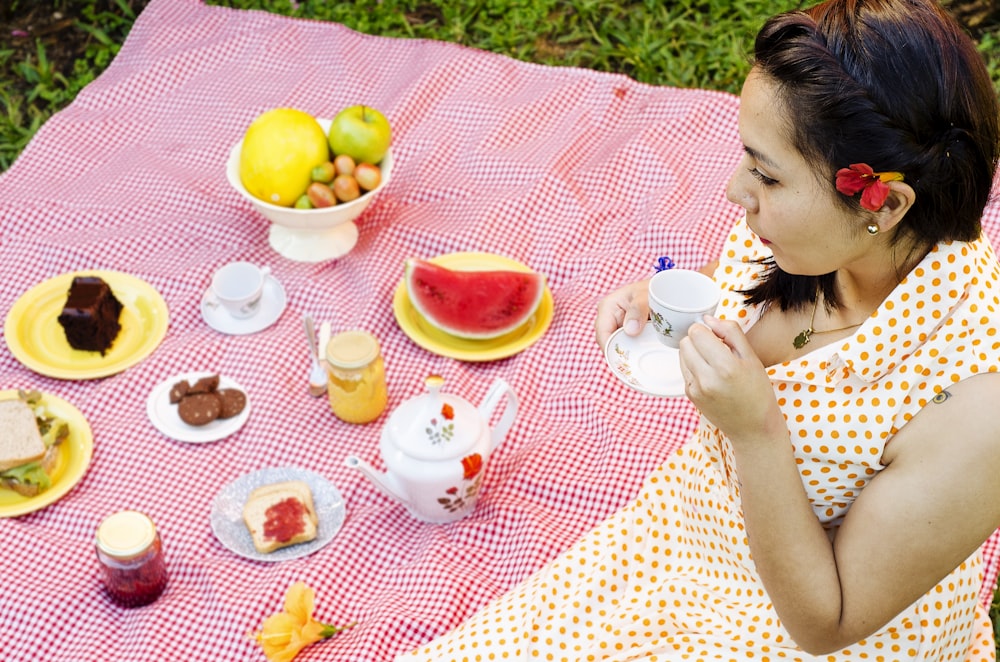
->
[385,375,481,461]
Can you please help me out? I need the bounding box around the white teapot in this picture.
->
[345,375,517,523]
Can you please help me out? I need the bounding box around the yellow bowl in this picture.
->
[226,118,393,262]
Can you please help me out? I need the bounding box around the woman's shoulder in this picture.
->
[905,234,1000,326]
[861,234,1000,410]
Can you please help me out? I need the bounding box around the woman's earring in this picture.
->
[866,223,879,236]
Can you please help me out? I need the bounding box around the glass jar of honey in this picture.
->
[95,510,168,608]
[325,329,388,424]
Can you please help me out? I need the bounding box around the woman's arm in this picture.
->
[681,316,1000,654]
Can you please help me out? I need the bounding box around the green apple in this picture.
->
[328,105,391,165]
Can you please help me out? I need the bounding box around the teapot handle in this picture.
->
[479,378,517,450]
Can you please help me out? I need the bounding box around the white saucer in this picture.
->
[146,371,250,443]
[210,466,346,563]
[604,324,686,397]
[201,275,286,335]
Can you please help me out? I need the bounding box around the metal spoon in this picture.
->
[303,315,327,396]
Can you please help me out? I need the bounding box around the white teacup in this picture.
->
[648,269,719,348]
[206,262,270,319]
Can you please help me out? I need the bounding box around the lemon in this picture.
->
[239,108,330,207]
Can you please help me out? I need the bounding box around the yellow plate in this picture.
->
[392,252,554,362]
[0,390,94,518]
[4,270,169,380]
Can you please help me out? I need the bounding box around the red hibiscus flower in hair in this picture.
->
[835,163,904,212]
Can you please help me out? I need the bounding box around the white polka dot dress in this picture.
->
[398,218,1000,661]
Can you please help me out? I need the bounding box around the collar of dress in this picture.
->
[728,226,997,386]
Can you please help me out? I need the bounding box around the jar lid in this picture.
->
[325,330,379,369]
[96,510,156,557]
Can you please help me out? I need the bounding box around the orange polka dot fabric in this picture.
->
[398,218,1000,661]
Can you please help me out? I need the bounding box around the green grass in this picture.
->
[2,0,1000,654]
[0,0,834,170]
[4,0,997,172]
[0,0,144,169]
[2,0,998,171]
[206,0,793,91]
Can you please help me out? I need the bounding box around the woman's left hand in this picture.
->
[679,316,784,443]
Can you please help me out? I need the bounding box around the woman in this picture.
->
[400,0,1000,658]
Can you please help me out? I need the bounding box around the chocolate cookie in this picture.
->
[217,388,247,419]
[168,380,190,404]
[177,392,222,426]
[188,374,220,394]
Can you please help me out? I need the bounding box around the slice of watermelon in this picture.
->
[405,257,546,339]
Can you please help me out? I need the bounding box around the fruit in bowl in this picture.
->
[226,106,394,262]
[288,105,391,210]
[236,105,391,210]
[226,139,393,225]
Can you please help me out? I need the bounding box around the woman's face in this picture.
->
[726,69,870,276]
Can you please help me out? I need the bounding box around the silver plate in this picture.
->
[210,466,346,562]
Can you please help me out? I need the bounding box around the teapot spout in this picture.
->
[344,455,407,504]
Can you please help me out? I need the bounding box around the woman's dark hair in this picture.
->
[743,0,1000,310]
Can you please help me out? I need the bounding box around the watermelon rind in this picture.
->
[404,257,546,339]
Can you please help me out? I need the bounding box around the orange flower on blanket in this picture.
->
[249,581,354,662]
[835,163,904,211]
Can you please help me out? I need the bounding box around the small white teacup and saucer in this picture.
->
[200,261,287,335]
[604,266,719,397]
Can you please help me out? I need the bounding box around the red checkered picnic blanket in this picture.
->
[1,1,997,660]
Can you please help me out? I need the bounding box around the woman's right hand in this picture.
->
[595,279,650,348]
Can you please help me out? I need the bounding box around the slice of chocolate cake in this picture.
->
[57,276,124,355]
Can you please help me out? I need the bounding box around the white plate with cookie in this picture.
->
[146,371,250,443]
[210,466,346,563]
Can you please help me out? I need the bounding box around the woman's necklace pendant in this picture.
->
[793,328,813,350]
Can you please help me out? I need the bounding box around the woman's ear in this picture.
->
[875,181,916,232]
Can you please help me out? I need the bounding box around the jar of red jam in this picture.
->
[95,510,168,608]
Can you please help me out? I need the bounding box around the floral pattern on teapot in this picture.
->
[345,375,517,524]
[425,402,455,445]
[438,453,484,514]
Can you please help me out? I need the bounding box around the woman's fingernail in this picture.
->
[624,319,640,335]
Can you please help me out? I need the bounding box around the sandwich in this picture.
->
[0,393,69,497]
[242,480,319,554]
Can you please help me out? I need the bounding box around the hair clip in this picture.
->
[654,256,676,272]
[835,163,904,211]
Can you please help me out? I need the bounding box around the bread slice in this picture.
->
[1,445,60,498]
[244,480,319,525]
[0,400,46,473]
[242,480,318,553]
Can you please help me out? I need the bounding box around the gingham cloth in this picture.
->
[1,1,997,660]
